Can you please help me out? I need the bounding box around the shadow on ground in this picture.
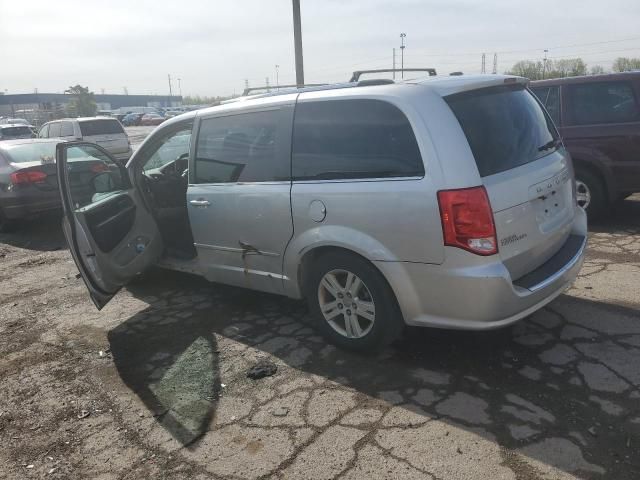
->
[108,267,640,479]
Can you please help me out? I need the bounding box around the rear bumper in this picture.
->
[1,188,61,220]
[376,207,588,330]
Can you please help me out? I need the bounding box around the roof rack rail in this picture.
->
[242,83,328,96]
[350,68,437,82]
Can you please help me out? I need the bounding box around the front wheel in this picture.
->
[306,252,403,352]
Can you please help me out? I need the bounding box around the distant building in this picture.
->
[0,93,182,125]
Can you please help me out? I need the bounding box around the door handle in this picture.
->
[189,199,211,207]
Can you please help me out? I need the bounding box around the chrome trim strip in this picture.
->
[527,235,587,292]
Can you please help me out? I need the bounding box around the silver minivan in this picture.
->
[40,117,132,161]
[55,75,587,351]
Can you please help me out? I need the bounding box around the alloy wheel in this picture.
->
[317,269,376,339]
[575,179,591,210]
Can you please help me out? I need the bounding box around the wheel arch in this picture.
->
[570,154,616,203]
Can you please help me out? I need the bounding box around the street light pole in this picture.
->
[400,33,406,79]
[292,0,304,87]
[275,65,280,88]
[393,48,396,79]
[177,78,182,98]
[542,49,549,79]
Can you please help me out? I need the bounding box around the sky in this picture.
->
[1,0,640,98]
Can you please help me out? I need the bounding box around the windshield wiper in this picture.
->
[538,138,561,152]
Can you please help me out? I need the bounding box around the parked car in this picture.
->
[121,113,144,126]
[55,75,586,351]
[38,117,132,161]
[140,113,165,126]
[0,139,117,231]
[0,124,36,141]
[0,117,32,127]
[530,72,640,218]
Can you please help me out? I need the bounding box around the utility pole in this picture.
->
[177,78,182,98]
[400,33,406,78]
[275,65,280,88]
[292,0,304,87]
[266,77,270,92]
[393,48,396,79]
[492,53,497,74]
[481,53,486,74]
[542,49,549,79]
[168,74,173,107]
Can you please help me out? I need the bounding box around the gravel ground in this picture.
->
[1,187,639,479]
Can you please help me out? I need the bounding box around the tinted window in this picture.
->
[292,99,423,180]
[194,110,287,183]
[531,86,560,125]
[64,144,127,210]
[38,124,49,138]
[60,121,74,137]
[143,127,192,172]
[0,126,32,138]
[446,85,559,177]
[3,142,57,163]
[48,122,62,137]
[566,81,639,125]
[79,119,125,136]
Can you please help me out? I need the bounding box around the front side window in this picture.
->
[566,81,639,125]
[194,110,287,183]
[38,124,49,138]
[292,99,424,180]
[142,126,192,173]
[446,85,559,178]
[64,144,127,210]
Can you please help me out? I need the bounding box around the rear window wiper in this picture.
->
[538,138,561,152]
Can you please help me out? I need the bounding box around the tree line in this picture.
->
[507,56,640,81]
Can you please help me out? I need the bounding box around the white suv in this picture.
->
[39,117,131,161]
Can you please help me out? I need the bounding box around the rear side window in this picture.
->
[79,119,125,136]
[60,121,74,137]
[566,81,639,125]
[292,99,423,180]
[38,124,49,138]
[194,109,288,183]
[48,122,61,137]
[446,85,559,178]
[531,86,560,125]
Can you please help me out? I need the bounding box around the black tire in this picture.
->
[306,251,404,352]
[575,168,607,221]
[0,210,18,233]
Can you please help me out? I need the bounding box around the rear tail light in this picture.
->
[437,186,498,256]
[10,170,48,185]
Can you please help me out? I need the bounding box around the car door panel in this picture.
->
[187,102,296,295]
[57,142,163,309]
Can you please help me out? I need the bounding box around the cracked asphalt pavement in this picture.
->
[1,195,639,479]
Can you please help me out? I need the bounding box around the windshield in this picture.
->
[445,85,560,177]
[0,126,33,138]
[3,142,57,163]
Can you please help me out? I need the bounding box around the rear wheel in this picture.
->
[575,169,607,220]
[0,210,18,233]
[306,252,403,352]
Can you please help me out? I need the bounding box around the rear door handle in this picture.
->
[189,199,211,207]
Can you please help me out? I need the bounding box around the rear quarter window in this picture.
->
[445,85,559,178]
[565,81,640,125]
[292,99,424,180]
[79,119,125,136]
